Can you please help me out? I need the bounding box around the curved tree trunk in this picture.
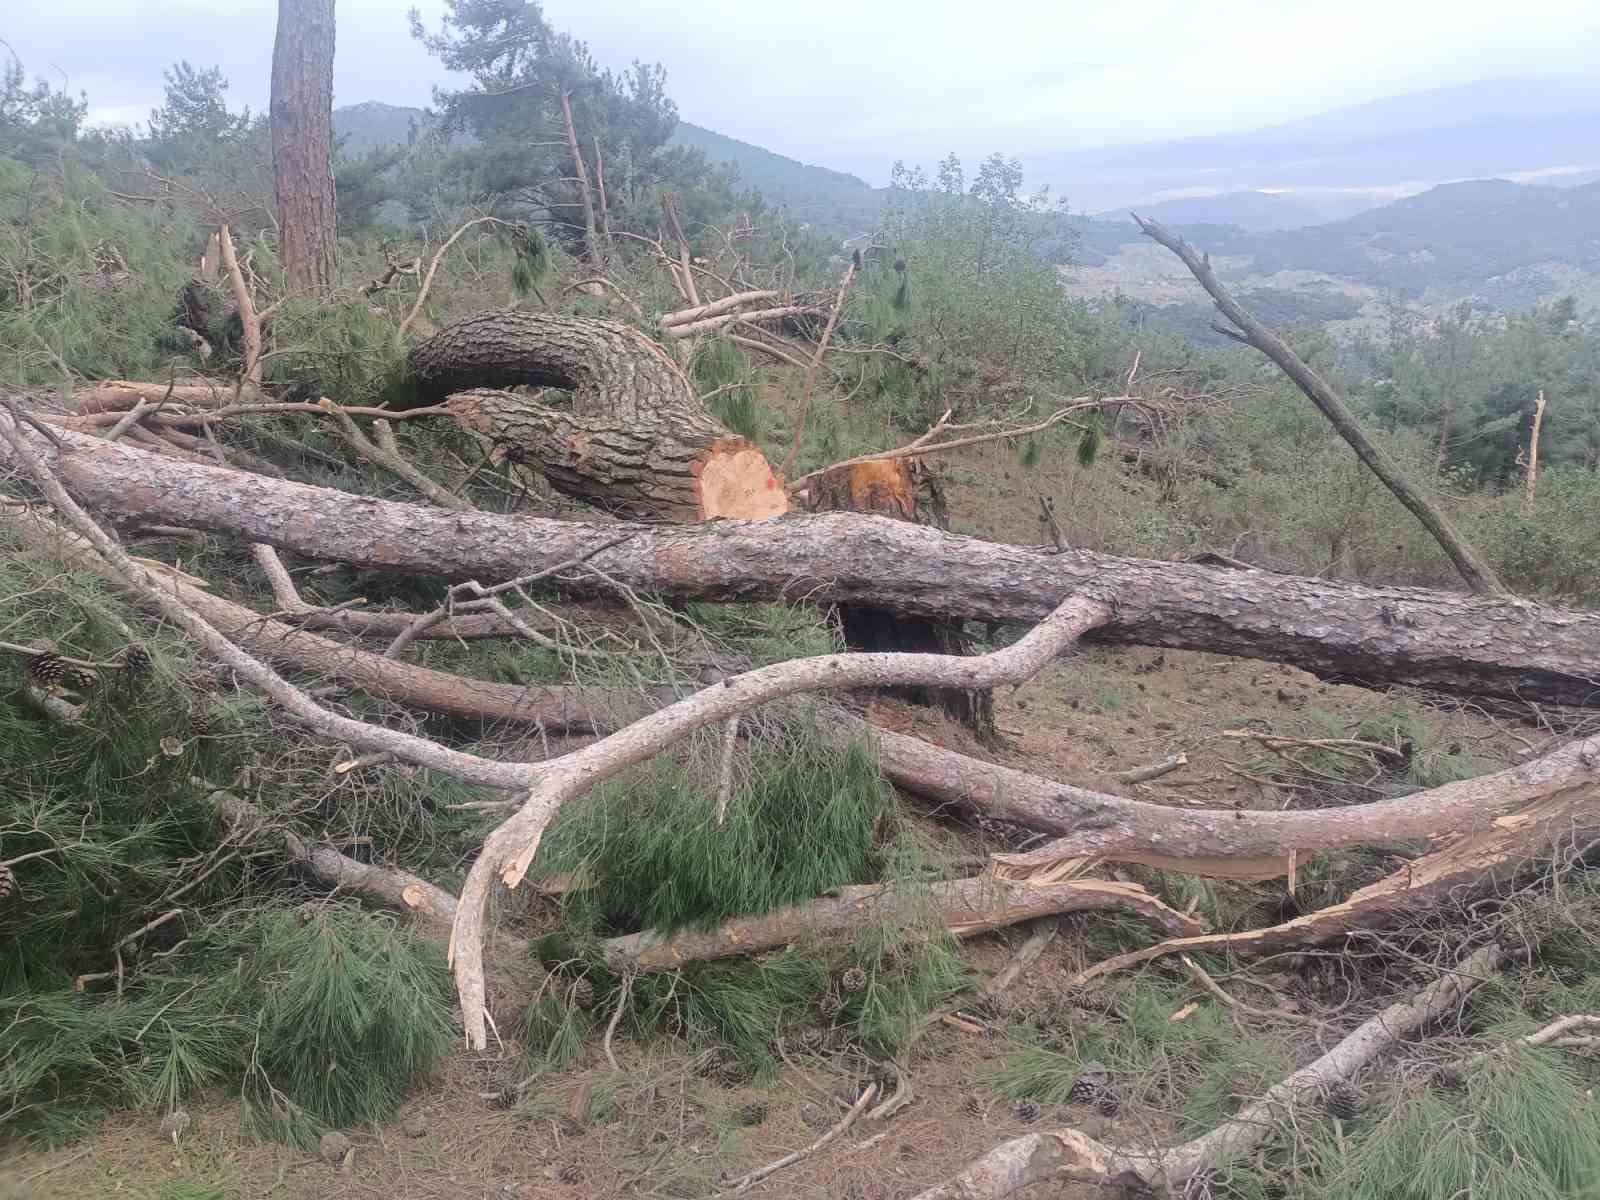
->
[24,427,1600,708]
[270,0,337,292]
[406,312,787,522]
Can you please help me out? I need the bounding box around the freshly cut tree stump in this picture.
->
[803,457,996,740]
[406,312,787,522]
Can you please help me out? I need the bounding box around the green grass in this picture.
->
[530,725,894,936]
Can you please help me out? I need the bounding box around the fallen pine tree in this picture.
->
[9,422,1600,708]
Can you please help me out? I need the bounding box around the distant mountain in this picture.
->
[333,101,446,157]
[1064,177,1600,342]
[668,122,885,237]
[1030,77,1600,213]
[1095,189,1385,231]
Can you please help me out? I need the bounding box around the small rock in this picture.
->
[319,1130,352,1164]
[401,1112,429,1138]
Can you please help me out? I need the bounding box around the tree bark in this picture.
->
[24,431,1599,708]
[270,0,337,293]
[864,718,1600,880]
[405,312,787,521]
[1136,216,1508,596]
[1064,781,1600,987]
[601,876,1202,973]
[805,458,996,738]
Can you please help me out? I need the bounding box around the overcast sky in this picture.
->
[4,0,1599,183]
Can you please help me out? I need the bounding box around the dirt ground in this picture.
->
[0,633,1519,1200]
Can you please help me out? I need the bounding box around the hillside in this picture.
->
[1064,177,1600,340]
[666,121,885,237]
[1092,189,1385,231]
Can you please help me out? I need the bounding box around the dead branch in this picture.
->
[912,943,1508,1197]
[1135,215,1507,596]
[216,224,262,385]
[726,331,815,371]
[559,88,603,270]
[1180,955,1338,1032]
[321,399,472,511]
[710,1084,878,1200]
[400,215,504,336]
[664,304,828,339]
[2,507,624,734]
[1114,753,1188,784]
[660,192,700,308]
[786,398,1120,496]
[560,276,643,318]
[601,875,1195,973]
[1061,783,1600,987]
[662,289,784,328]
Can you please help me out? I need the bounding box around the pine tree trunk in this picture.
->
[803,458,996,739]
[21,427,1600,709]
[407,312,788,522]
[271,0,337,293]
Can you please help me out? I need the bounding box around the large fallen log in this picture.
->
[18,427,1600,708]
[404,312,788,521]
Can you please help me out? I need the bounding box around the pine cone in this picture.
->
[491,1085,519,1110]
[818,989,845,1019]
[117,644,153,677]
[737,1101,768,1126]
[0,862,13,901]
[1324,1080,1363,1121]
[188,706,220,738]
[840,966,868,994]
[797,1026,826,1052]
[28,653,96,695]
[960,1092,986,1118]
[1014,1098,1041,1124]
[558,1163,582,1184]
[27,652,68,687]
[1068,1061,1111,1106]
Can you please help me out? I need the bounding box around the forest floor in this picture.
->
[1,627,1521,1199]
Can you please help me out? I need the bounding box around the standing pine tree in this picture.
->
[271,0,337,291]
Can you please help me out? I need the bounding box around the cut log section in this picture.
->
[405,312,788,522]
[803,458,996,739]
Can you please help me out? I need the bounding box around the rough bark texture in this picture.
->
[602,876,1202,973]
[806,458,996,738]
[405,312,787,521]
[27,431,1600,708]
[1137,216,1506,596]
[270,0,337,292]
